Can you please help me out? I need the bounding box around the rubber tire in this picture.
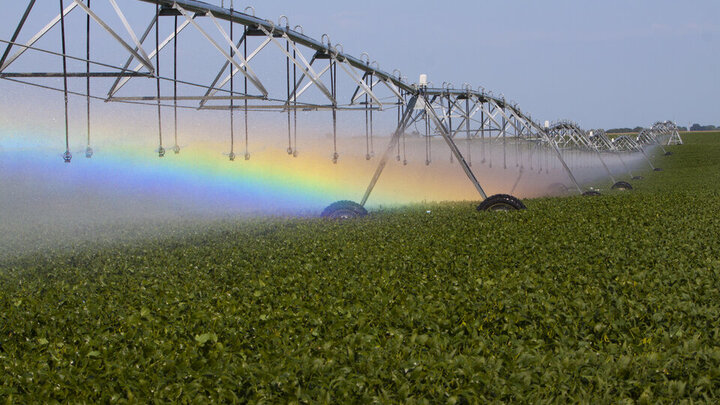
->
[632,176,644,180]
[611,181,633,190]
[321,200,368,219]
[476,194,526,211]
[583,190,601,196]
[654,168,663,171]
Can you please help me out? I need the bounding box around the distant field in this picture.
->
[1,133,719,402]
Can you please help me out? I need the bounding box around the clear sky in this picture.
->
[247,0,719,129]
[1,0,718,129]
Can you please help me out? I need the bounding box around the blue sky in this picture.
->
[1,0,718,129]
[251,0,719,128]
[256,0,720,127]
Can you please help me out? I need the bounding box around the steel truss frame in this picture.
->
[0,0,679,208]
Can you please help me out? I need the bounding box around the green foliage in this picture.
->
[689,124,718,132]
[606,127,645,134]
[1,133,720,402]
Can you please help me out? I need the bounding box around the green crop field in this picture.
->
[1,133,719,403]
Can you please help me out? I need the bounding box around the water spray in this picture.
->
[0,0,681,217]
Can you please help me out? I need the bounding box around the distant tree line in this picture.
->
[606,124,718,133]
[606,127,645,134]
[688,124,718,131]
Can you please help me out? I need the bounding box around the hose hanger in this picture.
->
[228,0,235,161]
[172,7,180,155]
[362,52,371,160]
[85,0,93,158]
[369,68,374,159]
[396,87,402,162]
[243,23,250,160]
[324,35,338,163]
[155,2,164,158]
[59,0,71,163]
[425,108,431,166]
[392,69,402,162]
[283,16,292,155]
[465,94,472,167]
[445,90,454,164]
[290,25,303,157]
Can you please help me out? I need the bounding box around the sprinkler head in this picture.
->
[292,150,299,158]
[425,160,430,166]
[85,146,93,158]
[365,154,371,160]
[173,145,181,154]
[158,146,166,158]
[287,147,293,155]
[244,153,251,161]
[403,159,408,166]
[332,152,339,164]
[62,150,72,163]
[228,152,236,161]
[396,155,401,162]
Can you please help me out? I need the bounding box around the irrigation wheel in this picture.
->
[664,151,673,156]
[476,194,526,211]
[654,167,663,171]
[582,190,602,196]
[632,175,644,180]
[321,200,368,219]
[611,181,633,190]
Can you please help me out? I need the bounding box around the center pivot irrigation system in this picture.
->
[1,0,683,217]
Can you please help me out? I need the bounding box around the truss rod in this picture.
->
[136,0,412,93]
[110,95,261,101]
[176,5,267,97]
[0,39,153,77]
[107,15,157,97]
[198,35,270,108]
[0,72,151,78]
[0,0,36,69]
[72,0,155,74]
[109,16,189,97]
[0,76,218,110]
[107,0,153,66]
[0,2,77,73]
[259,27,335,104]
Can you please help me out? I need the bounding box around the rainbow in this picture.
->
[1,127,508,216]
